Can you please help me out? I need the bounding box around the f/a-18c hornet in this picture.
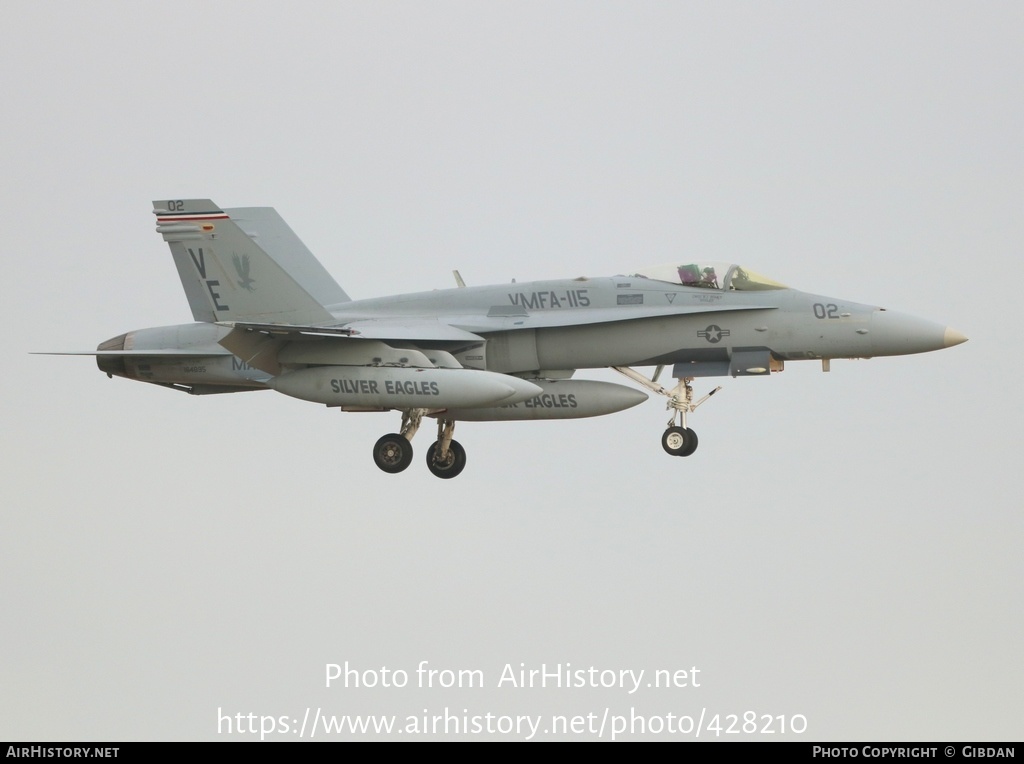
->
[47,199,967,478]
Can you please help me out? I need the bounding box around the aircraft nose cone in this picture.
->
[870,310,960,356]
[944,327,968,348]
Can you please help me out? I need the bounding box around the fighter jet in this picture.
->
[50,199,967,478]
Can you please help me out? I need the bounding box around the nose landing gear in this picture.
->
[613,367,721,458]
[662,426,698,457]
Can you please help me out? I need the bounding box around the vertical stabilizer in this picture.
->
[153,199,335,325]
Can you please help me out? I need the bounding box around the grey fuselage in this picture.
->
[321,276,951,373]
[100,274,957,394]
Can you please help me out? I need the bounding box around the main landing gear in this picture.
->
[613,367,721,458]
[371,408,467,478]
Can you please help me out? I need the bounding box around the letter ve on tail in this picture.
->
[153,199,335,325]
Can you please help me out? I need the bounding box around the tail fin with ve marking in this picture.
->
[153,199,343,325]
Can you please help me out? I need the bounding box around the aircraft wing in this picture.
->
[218,320,485,342]
[451,302,777,332]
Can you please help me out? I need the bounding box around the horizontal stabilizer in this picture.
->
[33,349,230,357]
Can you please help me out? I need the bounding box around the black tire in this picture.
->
[679,428,698,457]
[426,439,467,479]
[373,433,413,473]
[662,426,698,457]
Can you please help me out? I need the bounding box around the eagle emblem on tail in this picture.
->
[232,253,256,292]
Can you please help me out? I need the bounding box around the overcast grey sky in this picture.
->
[2,1,1021,741]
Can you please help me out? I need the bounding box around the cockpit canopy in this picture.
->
[629,262,788,291]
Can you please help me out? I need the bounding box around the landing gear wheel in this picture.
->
[373,433,413,473]
[426,439,467,479]
[679,428,698,457]
[662,426,698,457]
[662,426,686,455]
